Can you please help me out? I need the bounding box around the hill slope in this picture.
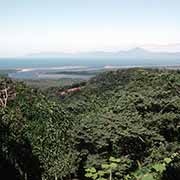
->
[1,69,180,180]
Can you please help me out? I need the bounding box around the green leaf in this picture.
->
[101,164,110,169]
[109,156,120,162]
[141,174,155,180]
[110,162,118,169]
[86,167,97,173]
[92,174,98,180]
[152,163,166,173]
[85,173,93,178]
[164,157,172,164]
[132,167,150,178]
[98,170,107,176]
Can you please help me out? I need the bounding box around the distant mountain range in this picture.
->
[28,47,180,59]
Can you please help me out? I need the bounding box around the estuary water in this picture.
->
[1,57,180,79]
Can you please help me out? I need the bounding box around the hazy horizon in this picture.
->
[0,0,180,57]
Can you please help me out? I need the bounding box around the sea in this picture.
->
[0,57,180,79]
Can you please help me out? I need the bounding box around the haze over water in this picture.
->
[1,56,180,79]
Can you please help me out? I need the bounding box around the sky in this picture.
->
[0,0,180,57]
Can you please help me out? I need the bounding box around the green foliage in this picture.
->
[0,77,77,179]
[85,157,120,180]
[126,153,179,180]
[1,69,180,180]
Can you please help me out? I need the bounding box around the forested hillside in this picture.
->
[1,69,180,180]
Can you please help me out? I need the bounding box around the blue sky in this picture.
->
[0,0,180,56]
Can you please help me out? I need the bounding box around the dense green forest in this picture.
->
[1,68,180,180]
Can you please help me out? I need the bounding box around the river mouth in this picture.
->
[6,64,180,80]
[8,66,103,80]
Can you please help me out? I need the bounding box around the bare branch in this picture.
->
[0,87,15,108]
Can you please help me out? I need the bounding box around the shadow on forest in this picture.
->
[0,139,42,180]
